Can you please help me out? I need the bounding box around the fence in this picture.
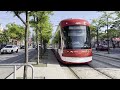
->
[0,63,34,79]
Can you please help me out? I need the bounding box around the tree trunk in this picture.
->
[35,17,40,64]
[96,27,99,51]
[36,28,40,64]
[23,11,29,79]
[43,41,46,54]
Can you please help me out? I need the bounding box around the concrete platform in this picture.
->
[7,49,76,79]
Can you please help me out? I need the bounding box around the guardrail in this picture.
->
[0,63,34,79]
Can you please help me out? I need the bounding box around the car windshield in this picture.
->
[5,46,13,48]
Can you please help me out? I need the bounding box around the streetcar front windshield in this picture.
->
[62,25,91,49]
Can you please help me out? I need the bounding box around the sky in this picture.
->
[50,11,102,34]
[0,11,102,36]
[0,11,25,28]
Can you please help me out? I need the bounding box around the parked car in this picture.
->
[96,44,109,51]
[20,45,25,49]
[35,44,42,50]
[0,44,6,50]
[1,45,19,54]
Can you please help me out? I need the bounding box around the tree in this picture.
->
[52,30,60,44]
[0,29,10,44]
[90,25,97,40]
[100,11,114,53]
[91,17,105,48]
[40,18,53,53]
[31,33,36,47]
[5,23,25,45]
[30,11,53,64]
[12,11,30,79]
[99,32,107,40]
[108,29,119,38]
[112,11,120,30]
[33,11,53,57]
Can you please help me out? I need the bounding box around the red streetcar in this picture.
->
[52,18,92,64]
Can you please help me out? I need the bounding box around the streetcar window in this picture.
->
[69,26,86,30]
[62,25,91,49]
[68,30,85,36]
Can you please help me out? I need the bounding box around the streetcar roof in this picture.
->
[60,18,90,27]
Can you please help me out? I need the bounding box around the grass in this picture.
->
[32,63,47,67]
[16,77,24,79]
[29,52,48,67]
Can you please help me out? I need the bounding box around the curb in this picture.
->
[93,53,120,60]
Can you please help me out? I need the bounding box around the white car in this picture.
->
[1,45,19,54]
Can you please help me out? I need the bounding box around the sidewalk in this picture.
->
[92,48,120,60]
[7,48,120,79]
[7,49,76,79]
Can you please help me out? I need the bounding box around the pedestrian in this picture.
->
[113,43,115,49]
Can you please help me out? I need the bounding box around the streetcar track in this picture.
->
[60,64,81,79]
[52,51,81,79]
[93,53,120,61]
[56,56,110,79]
[93,58,120,68]
[59,60,114,79]
[52,49,114,79]
[53,52,110,79]
[67,66,81,79]
[88,58,120,79]
[87,64,113,79]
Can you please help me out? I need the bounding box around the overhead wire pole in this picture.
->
[96,26,99,52]
[106,16,110,54]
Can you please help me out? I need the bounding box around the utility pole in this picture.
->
[107,16,110,54]
[96,26,99,52]
[40,27,42,59]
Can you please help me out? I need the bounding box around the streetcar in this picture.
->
[52,18,92,64]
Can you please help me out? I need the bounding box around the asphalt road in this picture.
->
[0,48,37,79]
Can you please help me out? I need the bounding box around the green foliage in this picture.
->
[99,32,107,40]
[90,18,105,40]
[30,11,53,44]
[108,29,120,38]
[0,31,9,43]
[90,25,97,39]
[0,30,2,34]
[90,11,116,41]
[41,19,53,43]
[91,18,106,28]
[99,11,120,39]
[111,11,120,29]
[52,30,60,44]
[6,23,25,41]
[99,11,115,27]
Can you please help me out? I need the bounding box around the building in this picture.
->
[0,24,3,32]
